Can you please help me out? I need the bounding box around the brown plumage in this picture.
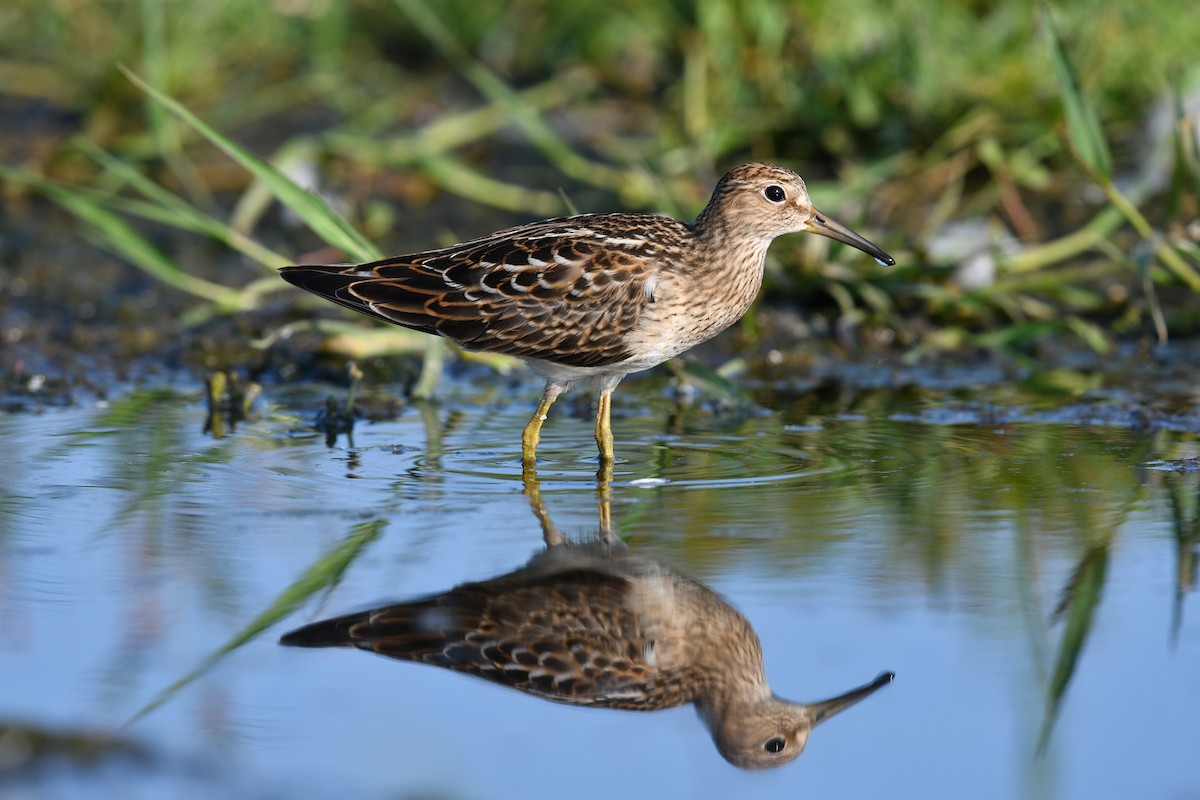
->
[279,163,894,464]
[280,543,893,769]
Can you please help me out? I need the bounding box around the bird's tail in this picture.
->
[279,612,367,649]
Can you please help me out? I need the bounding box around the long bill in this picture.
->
[808,210,896,266]
[806,670,895,726]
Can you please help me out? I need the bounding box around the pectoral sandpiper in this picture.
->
[280,163,894,465]
[280,542,893,769]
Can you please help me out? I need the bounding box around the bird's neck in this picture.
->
[690,211,774,278]
[695,680,774,734]
[689,618,771,719]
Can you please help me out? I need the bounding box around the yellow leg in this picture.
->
[521,459,564,547]
[594,389,615,465]
[596,459,613,538]
[522,383,562,465]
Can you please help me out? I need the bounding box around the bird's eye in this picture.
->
[763,185,786,203]
[764,736,786,753]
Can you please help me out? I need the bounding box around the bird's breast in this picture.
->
[620,251,766,370]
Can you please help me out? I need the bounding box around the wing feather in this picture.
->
[280,566,664,707]
[279,213,685,368]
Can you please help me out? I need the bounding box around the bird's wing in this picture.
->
[280,567,669,708]
[279,214,681,368]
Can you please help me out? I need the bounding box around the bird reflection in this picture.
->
[281,471,892,768]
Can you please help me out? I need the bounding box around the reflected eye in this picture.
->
[764,736,786,753]
[763,185,786,203]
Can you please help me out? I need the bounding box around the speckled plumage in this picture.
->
[280,543,893,769]
[280,163,894,463]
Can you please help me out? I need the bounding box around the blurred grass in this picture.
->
[1039,542,1109,753]
[128,517,387,725]
[2,0,1200,366]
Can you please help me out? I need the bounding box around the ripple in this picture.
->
[424,412,849,493]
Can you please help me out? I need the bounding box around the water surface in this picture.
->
[1,374,1197,799]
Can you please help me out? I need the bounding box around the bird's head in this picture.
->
[704,162,895,266]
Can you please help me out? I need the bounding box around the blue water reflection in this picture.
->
[0,383,1196,798]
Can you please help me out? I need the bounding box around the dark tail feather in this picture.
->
[279,613,364,648]
[278,264,441,336]
[278,264,365,304]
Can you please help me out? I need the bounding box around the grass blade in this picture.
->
[392,0,655,201]
[412,337,447,400]
[1037,543,1108,752]
[119,65,381,262]
[119,65,452,393]
[0,165,243,306]
[77,138,292,270]
[1165,472,1199,648]
[1040,1,1112,179]
[126,519,386,726]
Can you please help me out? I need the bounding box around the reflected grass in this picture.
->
[1163,468,1200,646]
[128,518,387,725]
[38,391,238,537]
[1039,542,1108,753]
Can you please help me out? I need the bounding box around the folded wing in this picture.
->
[279,215,674,368]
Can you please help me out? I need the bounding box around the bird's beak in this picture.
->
[808,210,895,266]
[807,671,895,726]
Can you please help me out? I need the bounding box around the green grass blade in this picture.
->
[672,359,757,412]
[410,152,564,215]
[119,66,451,390]
[1134,242,1169,345]
[77,138,292,270]
[412,337,447,400]
[1037,543,1108,752]
[126,519,386,726]
[1064,317,1113,355]
[1040,1,1112,179]
[119,65,381,262]
[392,0,654,200]
[229,137,326,235]
[1165,472,1199,648]
[138,0,211,209]
[0,165,243,306]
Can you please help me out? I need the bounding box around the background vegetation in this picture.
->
[3,0,1200,372]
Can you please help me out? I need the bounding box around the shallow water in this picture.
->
[1,373,1198,799]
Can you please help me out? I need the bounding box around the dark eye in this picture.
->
[764,736,786,753]
[763,185,786,203]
